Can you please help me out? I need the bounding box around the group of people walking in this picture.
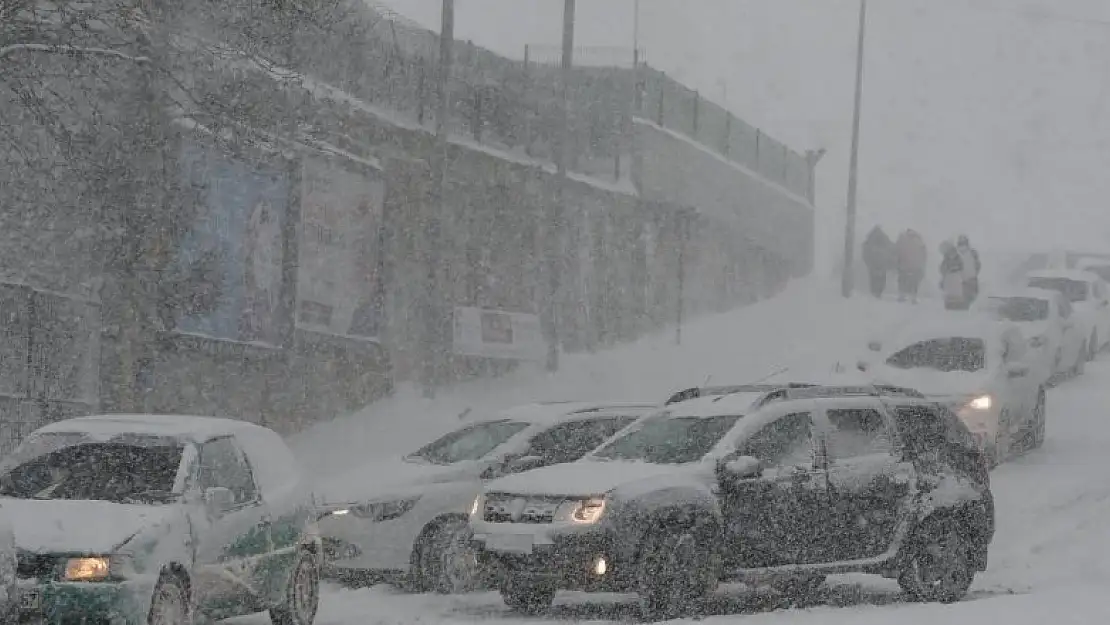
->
[861,226,981,310]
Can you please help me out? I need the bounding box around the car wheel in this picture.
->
[416,517,479,594]
[148,571,191,625]
[637,528,717,620]
[898,526,974,604]
[271,551,320,625]
[500,575,556,614]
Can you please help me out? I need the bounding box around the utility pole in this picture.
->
[842,0,867,298]
[421,0,455,397]
[544,0,575,371]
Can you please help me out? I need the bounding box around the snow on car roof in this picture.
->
[1026,268,1101,282]
[985,287,1061,302]
[662,392,767,418]
[35,414,274,443]
[493,401,656,423]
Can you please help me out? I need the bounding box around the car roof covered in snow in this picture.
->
[662,392,768,418]
[1026,268,1102,283]
[984,287,1062,302]
[492,401,657,424]
[883,313,1012,347]
[35,414,276,444]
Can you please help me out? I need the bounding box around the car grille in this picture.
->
[483,494,564,524]
[17,552,59,579]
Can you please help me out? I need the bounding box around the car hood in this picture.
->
[484,459,686,498]
[1,498,175,554]
[869,365,992,399]
[318,457,484,505]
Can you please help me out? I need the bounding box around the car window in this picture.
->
[1028,277,1088,302]
[407,419,531,465]
[523,416,637,464]
[885,337,985,372]
[593,414,741,464]
[734,412,814,469]
[826,408,893,460]
[1058,296,1073,318]
[892,403,986,482]
[198,437,259,505]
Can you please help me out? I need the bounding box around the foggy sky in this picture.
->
[375,0,1110,273]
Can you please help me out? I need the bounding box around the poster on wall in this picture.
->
[170,139,290,346]
[297,158,386,341]
[453,306,546,361]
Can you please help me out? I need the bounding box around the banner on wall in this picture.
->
[452,307,546,361]
[170,139,290,346]
[296,158,386,341]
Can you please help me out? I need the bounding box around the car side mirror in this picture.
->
[720,456,763,480]
[203,486,234,515]
[1006,363,1029,378]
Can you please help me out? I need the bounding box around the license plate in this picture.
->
[19,588,41,612]
[487,533,533,554]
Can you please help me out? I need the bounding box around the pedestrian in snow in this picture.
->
[895,229,928,303]
[956,235,981,305]
[939,240,967,310]
[861,226,895,299]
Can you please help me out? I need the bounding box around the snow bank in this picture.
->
[290,280,925,479]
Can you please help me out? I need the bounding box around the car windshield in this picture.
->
[592,414,741,464]
[984,297,1049,322]
[407,419,530,465]
[0,434,184,504]
[885,337,987,372]
[1028,277,1089,302]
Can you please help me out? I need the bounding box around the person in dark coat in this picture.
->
[956,235,981,305]
[861,226,895,298]
[939,241,967,310]
[895,229,928,303]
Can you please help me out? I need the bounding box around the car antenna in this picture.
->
[457,407,472,420]
[750,365,789,384]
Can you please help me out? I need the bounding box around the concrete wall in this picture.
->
[633,118,815,277]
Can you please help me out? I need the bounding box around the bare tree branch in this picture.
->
[0,43,150,63]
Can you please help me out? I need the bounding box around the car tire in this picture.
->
[898,525,974,604]
[500,576,556,614]
[271,551,321,625]
[147,571,191,625]
[637,527,718,620]
[415,517,479,594]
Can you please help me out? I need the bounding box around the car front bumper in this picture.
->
[16,577,154,625]
[472,524,632,592]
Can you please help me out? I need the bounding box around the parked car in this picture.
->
[974,287,1087,382]
[858,316,1046,464]
[470,384,994,619]
[1,414,321,625]
[1074,256,1110,283]
[1025,269,1110,356]
[316,401,654,593]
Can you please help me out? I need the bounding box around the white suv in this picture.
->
[317,402,653,593]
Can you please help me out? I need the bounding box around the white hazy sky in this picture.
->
[376,0,1110,272]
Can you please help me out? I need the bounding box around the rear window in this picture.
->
[983,297,1048,322]
[892,403,986,482]
[885,337,986,372]
[1028,277,1089,302]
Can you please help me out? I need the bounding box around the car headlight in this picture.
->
[554,497,606,524]
[966,395,992,411]
[64,555,135,582]
[348,496,421,522]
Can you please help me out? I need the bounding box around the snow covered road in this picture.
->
[264,284,1110,624]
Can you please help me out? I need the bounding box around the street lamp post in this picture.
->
[841,0,867,298]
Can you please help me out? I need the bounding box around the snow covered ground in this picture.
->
[263,279,1110,624]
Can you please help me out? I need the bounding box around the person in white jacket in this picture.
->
[939,241,967,310]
